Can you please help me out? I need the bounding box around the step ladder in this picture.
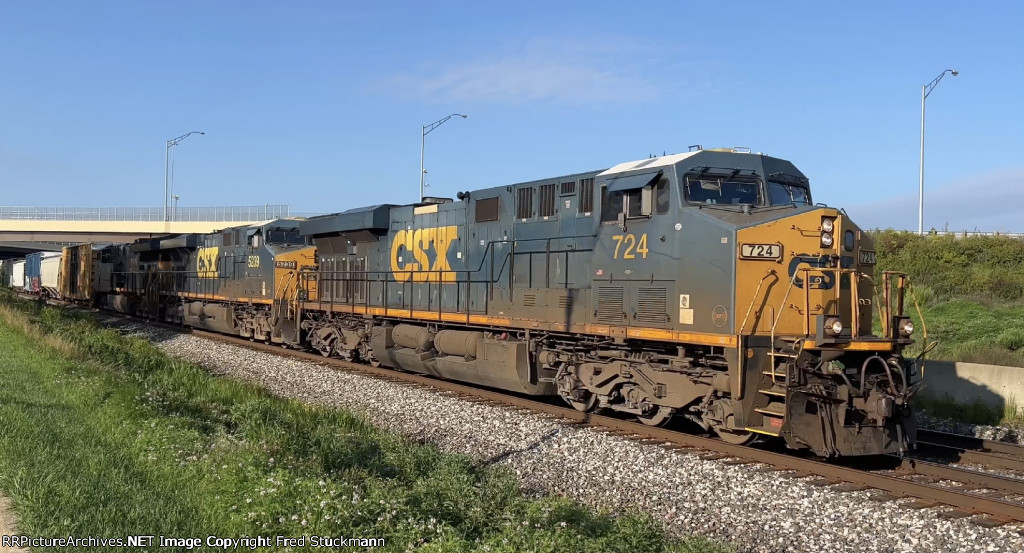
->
[744,348,798,437]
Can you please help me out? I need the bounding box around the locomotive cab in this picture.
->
[583,148,917,456]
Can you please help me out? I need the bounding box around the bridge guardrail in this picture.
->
[0,205,290,222]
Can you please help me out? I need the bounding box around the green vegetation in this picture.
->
[872,230,1024,367]
[913,395,1024,428]
[0,294,728,553]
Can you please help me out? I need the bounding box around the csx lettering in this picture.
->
[197,247,219,278]
[390,226,459,282]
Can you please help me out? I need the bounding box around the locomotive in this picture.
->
[21,147,919,457]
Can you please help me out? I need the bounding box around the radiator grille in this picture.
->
[635,287,668,324]
[596,286,625,324]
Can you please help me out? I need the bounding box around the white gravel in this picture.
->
[111,319,1023,553]
[918,411,1024,446]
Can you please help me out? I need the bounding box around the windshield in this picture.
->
[767,181,811,206]
[684,175,762,205]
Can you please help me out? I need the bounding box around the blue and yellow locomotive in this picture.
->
[64,147,916,457]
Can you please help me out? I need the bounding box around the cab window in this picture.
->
[684,175,761,205]
[767,181,811,206]
[655,177,670,214]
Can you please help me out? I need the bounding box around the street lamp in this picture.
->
[172,194,180,221]
[164,131,205,222]
[420,114,467,201]
[918,69,958,234]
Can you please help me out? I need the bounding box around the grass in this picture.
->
[871,230,1024,366]
[914,395,1024,429]
[0,292,730,553]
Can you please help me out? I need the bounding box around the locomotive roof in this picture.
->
[598,151,702,177]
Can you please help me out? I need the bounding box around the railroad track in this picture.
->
[169,328,1024,527]
[916,428,1024,473]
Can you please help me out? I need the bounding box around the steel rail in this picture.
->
[918,429,1024,458]
[188,329,1024,523]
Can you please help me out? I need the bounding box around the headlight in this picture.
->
[821,218,834,233]
[898,318,914,337]
[821,233,834,247]
[825,317,843,336]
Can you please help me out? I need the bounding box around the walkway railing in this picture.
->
[0,205,290,222]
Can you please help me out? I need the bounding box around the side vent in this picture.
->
[560,181,576,196]
[596,286,625,324]
[636,287,669,324]
[522,293,536,307]
[557,293,573,309]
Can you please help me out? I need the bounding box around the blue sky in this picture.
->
[1,0,1022,230]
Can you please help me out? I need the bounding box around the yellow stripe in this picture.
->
[802,340,894,351]
[625,327,737,348]
[744,427,781,437]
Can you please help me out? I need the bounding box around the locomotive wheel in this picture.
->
[637,406,675,427]
[713,416,757,445]
[562,391,599,412]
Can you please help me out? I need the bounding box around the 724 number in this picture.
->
[611,233,649,259]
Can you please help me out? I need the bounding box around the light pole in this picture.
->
[172,195,180,221]
[164,131,205,221]
[420,113,467,201]
[919,69,958,234]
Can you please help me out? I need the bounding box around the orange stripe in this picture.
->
[802,340,894,351]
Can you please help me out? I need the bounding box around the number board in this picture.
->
[740,243,782,260]
[859,250,877,265]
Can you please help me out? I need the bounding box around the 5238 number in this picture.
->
[611,233,649,259]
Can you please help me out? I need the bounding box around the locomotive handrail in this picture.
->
[302,236,596,319]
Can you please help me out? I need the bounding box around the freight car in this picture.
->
[69,148,919,458]
[0,259,13,289]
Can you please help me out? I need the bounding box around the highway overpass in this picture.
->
[0,205,292,258]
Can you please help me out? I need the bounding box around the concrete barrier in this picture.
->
[919,360,1023,412]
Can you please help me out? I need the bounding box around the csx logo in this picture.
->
[197,247,219,278]
[787,254,833,290]
[390,226,458,282]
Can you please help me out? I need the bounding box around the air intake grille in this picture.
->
[522,293,536,307]
[636,287,668,324]
[557,294,573,309]
[596,286,625,324]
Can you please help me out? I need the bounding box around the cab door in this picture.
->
[590,171,675,329]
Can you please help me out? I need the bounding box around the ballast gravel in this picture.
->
[111,320,1022,553]
[917,412,1024,446]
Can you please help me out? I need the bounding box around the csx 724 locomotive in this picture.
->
[53,147,918,457]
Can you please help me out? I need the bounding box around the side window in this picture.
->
[624,189,643,218]
[600,186,622,223]
[655,178,670,214]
